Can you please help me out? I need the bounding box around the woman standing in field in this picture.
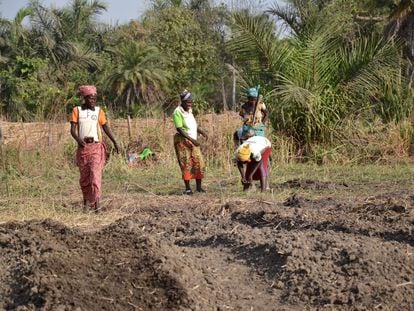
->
[70,85,119,212]
[239,87,268,137]
[173,90,208,195]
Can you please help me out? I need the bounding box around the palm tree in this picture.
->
[28,0,103,77]
[227,8,401,147]
[0,7,33,59]
[0,8,34,119]
[227,11,289,88]
[150,0,185,10]
[266,0,330,38]
[383,1,414,86]
[104,42,170,111]
[60,0,107,47]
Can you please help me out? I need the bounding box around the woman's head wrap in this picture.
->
[237,144,252,162]
[246,87,258,98]
[79,85,97,97]
[180,89,193,102]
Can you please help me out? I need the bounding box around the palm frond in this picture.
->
[227,11,290,85]
[266,1,301,35]
[104,41,170,109]
[340,36,402,104]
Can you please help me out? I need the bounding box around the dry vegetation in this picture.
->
[1,112,414,227]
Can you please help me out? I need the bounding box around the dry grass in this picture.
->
[2,113,414,229]
[2,112,414,165]
[1,140,414,230]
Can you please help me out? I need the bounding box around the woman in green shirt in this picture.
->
[173,90,208,195]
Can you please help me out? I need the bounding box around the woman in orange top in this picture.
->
[70,85,119,212]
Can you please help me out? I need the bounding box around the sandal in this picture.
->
[183,189,193,195]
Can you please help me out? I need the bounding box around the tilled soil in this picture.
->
[1,182,413,310]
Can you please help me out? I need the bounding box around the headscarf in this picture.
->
[246,87,258,98]
[79,85,97,97]
[237,144,252,162]
[180,89,193,102]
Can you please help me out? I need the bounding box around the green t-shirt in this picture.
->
[172,106,198,139]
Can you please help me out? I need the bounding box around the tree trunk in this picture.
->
[232,60,237,111]
[221,77,227,111]
[403,13,414,87]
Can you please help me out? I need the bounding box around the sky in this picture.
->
[0,0,283,25]
[0,0,150,24]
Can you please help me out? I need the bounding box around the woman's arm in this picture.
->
[246,159,262,181]
[70,122,85,148]
[197,127,208,140]
[102,123,120,153]
[261,108,268,123]
[237,161,247,183]
[177,127,199,146]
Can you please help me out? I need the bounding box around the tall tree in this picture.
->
[144,4,223,108]
[28,0,103,74]
[0,7,33,59]
[104,42,170,113]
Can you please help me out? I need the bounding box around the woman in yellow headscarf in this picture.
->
[235,134,272,192]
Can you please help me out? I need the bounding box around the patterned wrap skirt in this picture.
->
[246,147,271,180]
[174,133,205,180]
[76,142,106,205]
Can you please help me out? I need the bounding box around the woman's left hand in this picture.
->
[198,128,208,141]
[191,139,200,147]
[114,142,120,153]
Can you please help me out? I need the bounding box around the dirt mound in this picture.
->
[0,194,413,310]
[0,219,188,310]
[234,211,412,307]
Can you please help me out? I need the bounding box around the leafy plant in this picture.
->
[104,41,170,114]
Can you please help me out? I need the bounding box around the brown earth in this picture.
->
[1,180,413,310]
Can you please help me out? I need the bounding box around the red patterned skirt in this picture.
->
[76,143,106,205]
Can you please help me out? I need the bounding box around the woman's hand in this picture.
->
[191,139,200,147]
[241,178,250,185]
[197,128,208,142]
[113,142,120,153]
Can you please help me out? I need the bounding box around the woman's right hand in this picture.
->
[191,139,200,147]
[241,178,250,185]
